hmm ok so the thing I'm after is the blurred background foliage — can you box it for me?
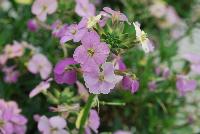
[0,0,200,133]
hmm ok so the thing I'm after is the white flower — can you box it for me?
[133,22,154,53]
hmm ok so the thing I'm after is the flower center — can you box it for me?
[42,5,47,11]
[70,29,77,35]
[87,48,95,57]
[99,73,104,81]
[0,120,4,128]
[51,127,58,133]
[140,32,147,43]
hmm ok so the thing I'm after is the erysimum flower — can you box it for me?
[176,75,197,96]
[73,31,110,72]
[27,53,52,80]
[4,41,24,59]
[85,109,100,134]
[51,20,68,38]
[38,116,68,134]
[183,53,200,74]
[0,99,27,134]
[75,0,96,18]
[2,66,20,84]
[122,76,139,94]
[83,62,122,94]
[60,18,87,44]
[100,7,129,23]
[29,78,52,98]
[133,22,154,53]
[31,0,57,22]
[54,58,77,85]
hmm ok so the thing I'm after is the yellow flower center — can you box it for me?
[42,5,47,11]
[0,120,4,128]
[87,48,95,57]
[70,29,77,35]
[99,73,104,81]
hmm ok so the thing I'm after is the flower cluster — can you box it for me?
[0,99,27,134]
[0,0,199,133]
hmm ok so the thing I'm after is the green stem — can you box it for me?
[79,94,95,134]
[99,101,126,106]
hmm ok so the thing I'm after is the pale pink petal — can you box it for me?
[81,31,100,48]
[103,7,114,14]
[74,28,87,42]
[93,43,110,64]
[46,0,58,14]
[27,60,38,74]
[31,0,43,15]
[49,116,66,129]
[29,81,50,98]
[37,11,47,22]
[73,45,88,64]
[60,35,73,44]
[38,116,51,133]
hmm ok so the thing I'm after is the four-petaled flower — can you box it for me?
[73,31,110,72]
[83,62,122,94]
[32,0,58,22]
[60,18,88,44]
[75,0,96,18]
[27,53,52,80]
[38,116,68,134]
[54,58,77,85]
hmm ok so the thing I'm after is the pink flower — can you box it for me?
[113,56,126,71]
[148,81,157,91]
[176,75,197,96]
[75,0,96,18]
[0,54,8,66]
[27,53,52,80]
[2,66,20,84]
[38,116,68,134]
[100,7,129,23]
[51,20,68,38]
[122,76,139,94]
[27,19,39,32]
[54,58,77,85]
[0,99,27,134]
[85,109,100,134]
[73,31,110,72]
[29,79,51,98]
[76,81,89,102]
[60,18,88,44]
[4,42,24,59]
[83,62,122,94]
[31,0,58,22]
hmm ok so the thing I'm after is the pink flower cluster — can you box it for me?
[0,41,25,83]
[0,99,27,134]
[48,3,145,95]
[38,115,68,134]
